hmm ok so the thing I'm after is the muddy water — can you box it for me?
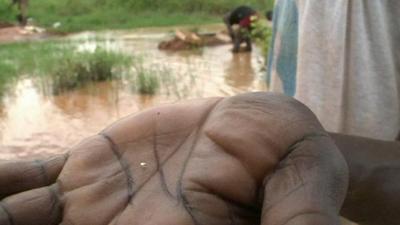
[0,27,267,159]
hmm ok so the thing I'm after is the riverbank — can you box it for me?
[0,29,267,159]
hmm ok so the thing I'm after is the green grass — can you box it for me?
[0,71,13,98]
[0,41,61,76]
[130,58,163,95]
[0,40,181,96]
[0,0,276,96]
[135,69,160,95]
[50,12,219,33]
[250,17,273,55]
[0,0,274,32]
[0,41,58,96]
[49,47,132,94]
[129,56,202,97]
[0,41,133,94]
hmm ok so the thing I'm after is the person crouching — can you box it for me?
[223,5,258,53]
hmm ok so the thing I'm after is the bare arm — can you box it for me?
[223,12,235,40]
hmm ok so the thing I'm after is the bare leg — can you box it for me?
[232,33,241,53]
[18,0,28,26]
[244,36,252,52]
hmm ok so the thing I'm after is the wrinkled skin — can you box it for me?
[0,92,350,225]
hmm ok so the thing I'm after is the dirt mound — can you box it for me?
[0,21,14,29]
[158,30,230,51]
[0,25,50,44]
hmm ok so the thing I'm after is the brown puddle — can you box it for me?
[0,26,267,159]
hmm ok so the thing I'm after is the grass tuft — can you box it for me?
[135,70,160,95]
[130,59,161,95]
[50,47,132,94]
[0,41,133,94]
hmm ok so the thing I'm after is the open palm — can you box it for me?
[0,92,348,225]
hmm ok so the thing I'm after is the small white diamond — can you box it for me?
[140,162,147,167]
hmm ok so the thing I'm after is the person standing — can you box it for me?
[10,0,29,26]
[267,0,400,141]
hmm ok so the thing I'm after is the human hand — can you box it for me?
[0,92,348,225]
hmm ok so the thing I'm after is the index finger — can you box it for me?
[0,154,67,199]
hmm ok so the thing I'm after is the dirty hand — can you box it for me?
[0,92,348,225]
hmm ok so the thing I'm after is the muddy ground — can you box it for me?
[0,24,52,43]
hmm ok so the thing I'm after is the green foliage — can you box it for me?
[135,69,160,95]
[129,60,197,97]
[0,41,62,96]
[0,41,68,76]
[0,57,18,95]
[0,40,187,97]
[117,0,272,14]
[0,41,132,94]
[0,0,274,32]
[250,17,273,56]
[0,0,276,95]
[0,0,17,22]
[0,69,14,98]
[131,59,161,95]
[50,48,132,94]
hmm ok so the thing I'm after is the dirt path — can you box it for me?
[0,25,50,44]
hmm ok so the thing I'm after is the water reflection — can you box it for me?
[52,82,121,117]
[224,52,255,90]
[0,27,267,159]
